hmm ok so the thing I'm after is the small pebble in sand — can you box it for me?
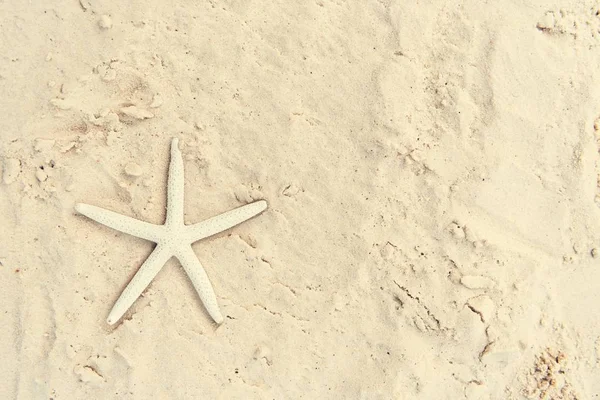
[536,12,556,30]
[234,188,251,203]
[45,53,53,62]
[379,241,396,260]
[60,142,77,153]
[240,233,258,248]
[124,162,143,177]
[591,248,598,258]
[120,105,154,120]
[36,168,48,182]
[472,240,486,248]
[449,222,466,239]
[98,15,113,30]
[50,98,72,110]
[2,158,21,184]
[73,364,104,384]
[282,183,301,197]
[149,94,163,108]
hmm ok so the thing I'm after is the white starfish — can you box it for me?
[76,138,267,325]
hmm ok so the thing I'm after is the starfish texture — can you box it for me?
[76,138,267,325]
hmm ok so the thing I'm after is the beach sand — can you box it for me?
[1,0,600,398]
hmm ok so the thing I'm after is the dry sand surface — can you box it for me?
[1,0,600,399]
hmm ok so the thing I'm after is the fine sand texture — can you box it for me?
[1,1,600,399]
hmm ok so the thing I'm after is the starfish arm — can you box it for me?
[75,203,164,242]
[175,245,224,324]
[106,245,172,325]
[166,138,185,226]
[185,200,268,243]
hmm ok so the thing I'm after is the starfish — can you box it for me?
[76,138,267,325]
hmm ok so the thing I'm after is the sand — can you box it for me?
[1,0,600,399]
